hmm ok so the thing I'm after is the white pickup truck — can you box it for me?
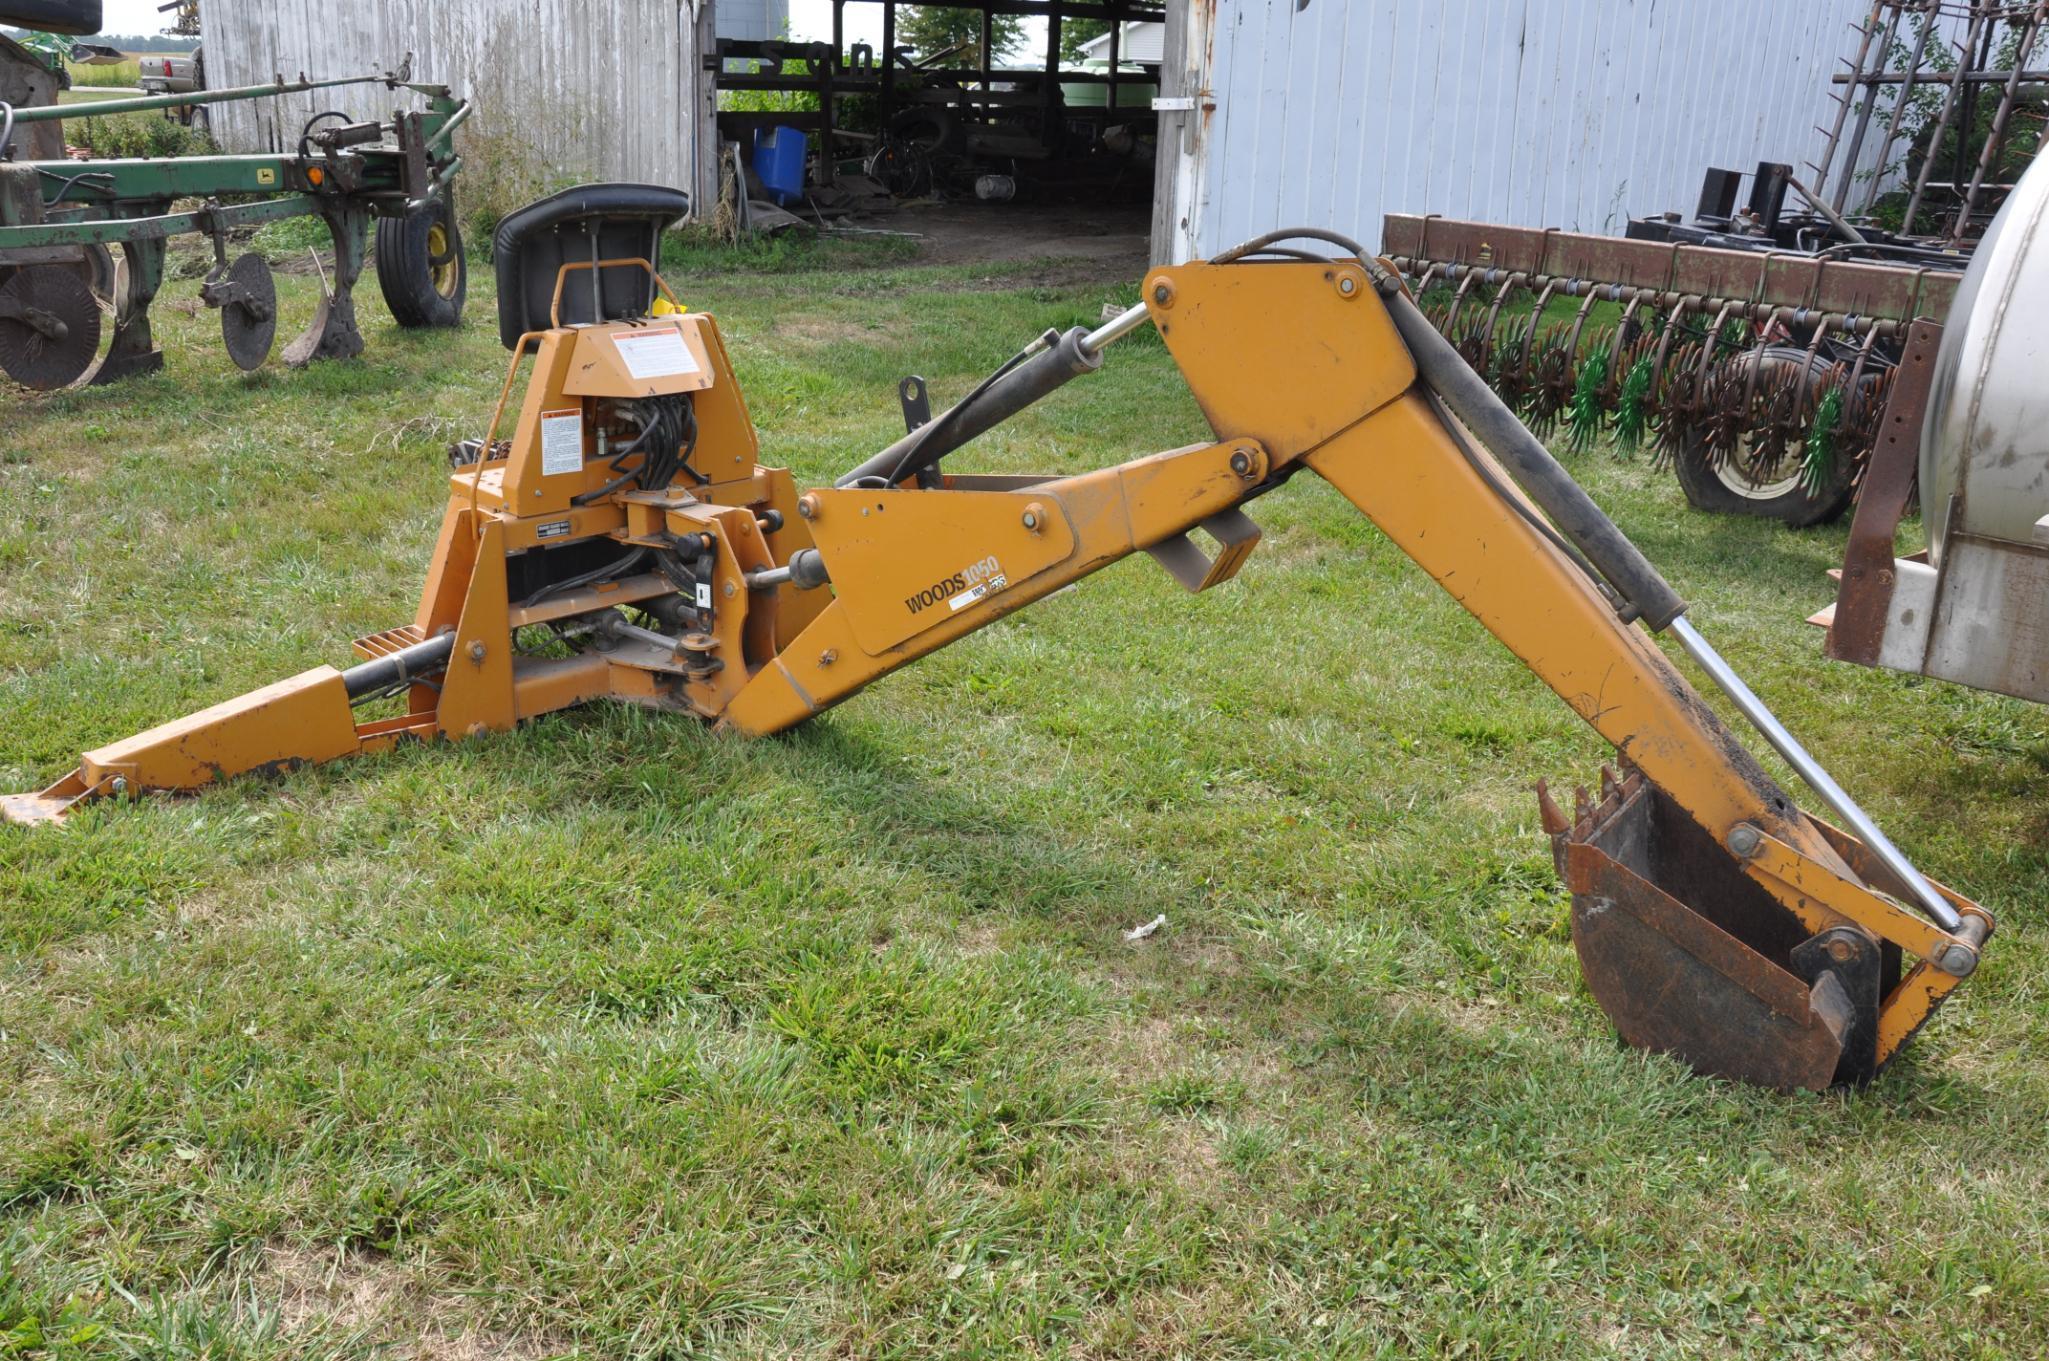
[134,45,200,97]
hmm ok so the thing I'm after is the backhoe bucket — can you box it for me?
[1540,769,1890,1091]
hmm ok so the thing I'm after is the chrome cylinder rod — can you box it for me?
[1669,615,1962,932]
[1081,302,1153,356]
[1020,301,1152,363]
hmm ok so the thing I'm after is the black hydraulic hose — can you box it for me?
[571,398,700,507]
[572,415,659,506]
[297,109,352,159]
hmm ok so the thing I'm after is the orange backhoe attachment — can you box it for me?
[3,190,1992,1091]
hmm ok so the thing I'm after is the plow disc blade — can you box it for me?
[1542,771,1884,1091]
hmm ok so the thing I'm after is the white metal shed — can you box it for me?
[717,0,793,42]
[1149,0,1890,263]
[1077,20,1167,66]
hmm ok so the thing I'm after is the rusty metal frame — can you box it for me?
[1825,318,1944,665]
[1383,213,1961,327]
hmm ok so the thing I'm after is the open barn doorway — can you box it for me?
[709,1,1171,276]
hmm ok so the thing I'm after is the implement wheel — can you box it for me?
[375,197,466,329]
[0,265,102,390]
[1671,346,1858,528]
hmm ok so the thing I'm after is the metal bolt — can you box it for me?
[1022,501,1046,532]
[1229,450,1253,477]
[724,581,737,598]
[1152,282,1171,305]
[1936,943,1979,978]
[1338,274,1358,296]
[819,649,838,667]
[797,493,821,520]
[1727,823,1763,857]
[110,776,128,796]
[467,640,487,663]
[1827,937,1855,963]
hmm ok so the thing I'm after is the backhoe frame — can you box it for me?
[2,244,1992,1091]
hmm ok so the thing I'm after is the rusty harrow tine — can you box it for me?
[1443,269,1484,336]
[1695,301,1739,413]
[1519,277,1560,376]
[1607,294,1647,395]
[1563,285,1598,363]
[1481,272,1526,354]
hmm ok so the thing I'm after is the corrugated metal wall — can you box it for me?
[199,0,713,199]
[1174,0,1887,260]
[716,0,791,41]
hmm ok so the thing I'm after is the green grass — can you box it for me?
[1,241,2046,1359]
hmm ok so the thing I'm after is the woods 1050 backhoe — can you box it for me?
[2,185,1994,1092]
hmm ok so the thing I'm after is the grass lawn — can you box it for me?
[1,238,2045,1359]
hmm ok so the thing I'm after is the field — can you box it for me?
[1,238,2045,1359]
[62,60,143,89]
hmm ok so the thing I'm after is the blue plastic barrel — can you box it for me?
[752,126,809,207]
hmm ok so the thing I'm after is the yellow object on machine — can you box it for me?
[2,186,1994,1092]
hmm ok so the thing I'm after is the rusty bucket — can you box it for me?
[1540,768,1894,1091]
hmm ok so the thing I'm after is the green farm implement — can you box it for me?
[0,59,470,390]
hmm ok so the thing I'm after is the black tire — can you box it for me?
[375,197,466,329]
[1671,346,1860,528]
[886,105,962,156]
[5,1,101,35]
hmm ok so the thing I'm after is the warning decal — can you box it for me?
[539,409,585,477]
[615,329,700,381]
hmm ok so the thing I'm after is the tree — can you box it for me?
[1059,19,1112,64]
[896,7,1025,64]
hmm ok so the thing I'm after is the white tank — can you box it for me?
[1921,149,2049,559]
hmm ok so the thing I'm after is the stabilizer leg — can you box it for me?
[2,668,362,825]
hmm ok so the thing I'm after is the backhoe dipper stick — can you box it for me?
[1380,273,1962,936]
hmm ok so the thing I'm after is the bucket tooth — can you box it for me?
[1544,769,1876,1091]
